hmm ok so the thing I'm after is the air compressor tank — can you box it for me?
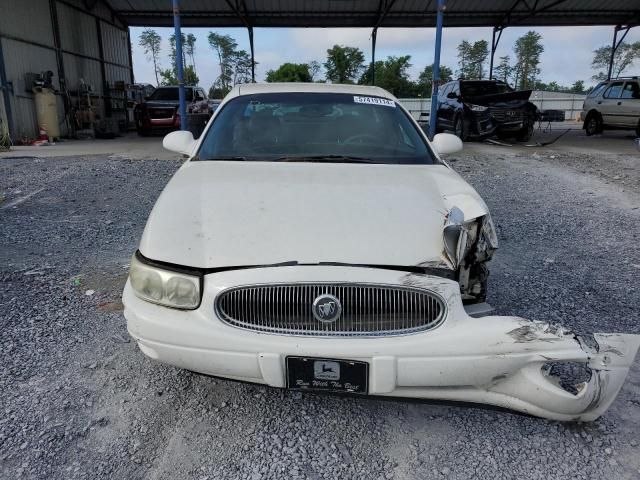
[33,87,60,139]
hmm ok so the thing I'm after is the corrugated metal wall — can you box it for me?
[0,0,133,140]
[0,0,55,47]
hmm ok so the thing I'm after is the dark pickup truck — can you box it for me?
[134,86,212,136]
[436,80,538,141]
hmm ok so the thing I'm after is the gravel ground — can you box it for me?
[1,146,639,480]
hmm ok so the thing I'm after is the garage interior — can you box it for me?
[0,0,638,143]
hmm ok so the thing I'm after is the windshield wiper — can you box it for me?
[201,156,250,161]
[276,155,375,163]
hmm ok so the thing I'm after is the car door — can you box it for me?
[600,81,624,126]
[619,81,640,128]
[436,83,452,128]
[449,82,462,123]
[440,83,457,128]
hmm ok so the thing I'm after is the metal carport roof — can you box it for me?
[108,0,639,29]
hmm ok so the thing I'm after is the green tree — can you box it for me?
[493,55,512,83]
[324,45,366,84]
[308,60,322,82]
[570,80,586,94]
[265,63,313,82]
[457,40,471,79]
[513,31,544,90]
[207,32,254,95]
[470,40,489,79]
[208,32,238,93]
[358,56,417,96]
[159,65,199,86]
[138,29,162,86]
[185,33,197,75]
[457,40,488,79]
[159,33,199,86]
[591,42,640,80]
[416,64,453,96]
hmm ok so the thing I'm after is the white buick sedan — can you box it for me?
[123,83,639,421]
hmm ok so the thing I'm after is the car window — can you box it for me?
[197,92,438,164]
[148,88,194,102]
[603,82,624,99]
[460,81,512,96]
[451,82,461,96]
[587,82,607,98]
[441,84,452,97]
[621,82,640,99]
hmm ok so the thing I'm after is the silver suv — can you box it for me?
[581,77,640,136]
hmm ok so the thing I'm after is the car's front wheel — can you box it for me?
[585,112,603,136]
[515,121,534,142]
[453,114,470,142]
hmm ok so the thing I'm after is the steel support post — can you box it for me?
[428,0,445,140]
[172,0,187,130]
[248,27,255,82]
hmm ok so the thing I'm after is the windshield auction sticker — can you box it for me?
[353,96,396,107]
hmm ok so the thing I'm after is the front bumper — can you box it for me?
[123,266,640,421]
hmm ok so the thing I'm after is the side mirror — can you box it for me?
[432,133,463,155]
[446,92,458,99]
[163,130,197,156]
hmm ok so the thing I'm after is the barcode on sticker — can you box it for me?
[353,96,396,107]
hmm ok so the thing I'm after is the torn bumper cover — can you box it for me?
[123,266,640,422]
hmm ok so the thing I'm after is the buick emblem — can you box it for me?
[312,294,342,323]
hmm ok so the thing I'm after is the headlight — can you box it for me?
[443,207,478,268]
[129,253,202,309]
[443,208,498,268]
[467,103,488,112]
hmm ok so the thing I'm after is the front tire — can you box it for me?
[515,121,534,142]
[585,112,602,136]
[453,114,470,142]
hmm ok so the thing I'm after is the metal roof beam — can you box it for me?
[373,0,399,29]
[223,0,251,28]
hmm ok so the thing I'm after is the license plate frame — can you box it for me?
[286,356,369,394]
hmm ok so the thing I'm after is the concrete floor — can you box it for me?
[0,133,176,160]
[1,122,638,160]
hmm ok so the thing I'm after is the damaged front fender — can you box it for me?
[390,315,640,421]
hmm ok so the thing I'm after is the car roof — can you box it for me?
[229,82,396,100]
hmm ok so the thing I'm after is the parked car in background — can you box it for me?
[122,83,640,421]
[581,76,640,136]
[436,80,538,142]
[134,86,211,136]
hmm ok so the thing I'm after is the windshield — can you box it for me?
[461,82,513,97]
[148,88,193,102]
[197,92,437,164]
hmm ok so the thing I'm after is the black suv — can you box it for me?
[436,80,538,141]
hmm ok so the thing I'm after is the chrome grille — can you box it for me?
[215,283,446,337]
[490,108,523,122]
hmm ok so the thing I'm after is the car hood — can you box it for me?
[138,161,489,269]
[466,90,533,108]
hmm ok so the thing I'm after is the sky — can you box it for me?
[129,25,640,92]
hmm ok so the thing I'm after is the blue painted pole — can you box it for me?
[428,0,445,140]
[172,0,186,130]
